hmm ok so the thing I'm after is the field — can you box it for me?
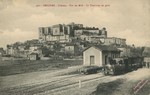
[0,59,82,76]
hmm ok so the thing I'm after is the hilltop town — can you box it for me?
[0,22,148,61]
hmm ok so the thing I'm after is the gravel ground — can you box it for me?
[92,68,150,95]
[0,66,149,95]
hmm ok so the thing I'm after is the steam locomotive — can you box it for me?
[103,57,143,75]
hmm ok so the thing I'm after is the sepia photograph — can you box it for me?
[0,0,150,95]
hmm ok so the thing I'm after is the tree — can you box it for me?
[41,46,50,57]
[120,46,144,57]
[53,43,61,52]
[143,47,150,57]
[129,46,144,57]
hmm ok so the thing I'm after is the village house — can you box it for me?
[74,27,107,37]
[74,28,99,36]
[64,44,78,55]
[6,45,15,56]
[29,53,39,60]
[143,47,150,68]
[83,45,121,67]
[103,37,126,46]
[75,27,107,43]
[90,36,105,44]
[15,50,30,58]
[0,48,5,56]
[143,57,150,68]
[29,45,39,52]
[80,35,92,42]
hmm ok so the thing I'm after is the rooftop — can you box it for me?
[84,45,121,52]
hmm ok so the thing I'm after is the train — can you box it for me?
[103,57,143,75]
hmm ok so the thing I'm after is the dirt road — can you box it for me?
[0,67,150,95]
[92,68,150,95]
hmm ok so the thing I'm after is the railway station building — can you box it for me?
[83,45,121,67]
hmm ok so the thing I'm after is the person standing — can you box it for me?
[147,62,150,68]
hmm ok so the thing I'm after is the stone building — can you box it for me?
[38,22,83,42]
[83,45,121,67]
[64,43,78,55]
[0,48,5,56]
[29,53,39,60]
[143,47,150,68]
[103,37,126,46]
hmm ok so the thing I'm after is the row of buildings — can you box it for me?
[5,40,81,60]
[2,22,127,60]
[39,22,126,46]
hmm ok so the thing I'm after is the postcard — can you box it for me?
[0,0,150,95]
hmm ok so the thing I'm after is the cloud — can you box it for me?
[0,28,38,48]
[0,29,3,34]
[0,0,48,31]
[114,29,150,47]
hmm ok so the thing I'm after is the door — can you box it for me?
[105,55,108,65]
[90,56,95,65]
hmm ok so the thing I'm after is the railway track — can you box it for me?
[1,73,110,95]
[20,74,82,92]
[0,74,81,93]
[34,75,110,95]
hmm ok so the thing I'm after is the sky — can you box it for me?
[0,0,150,48]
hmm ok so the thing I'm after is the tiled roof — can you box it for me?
[84,45,121,52]
[30,53,38,55]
